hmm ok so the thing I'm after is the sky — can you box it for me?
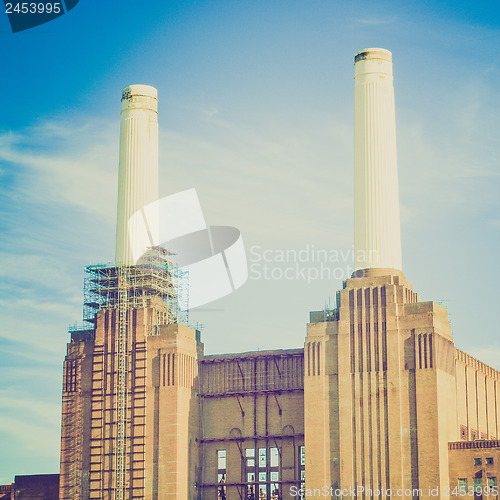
[1,0,500,483]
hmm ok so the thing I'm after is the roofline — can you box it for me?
[201,348,304,363]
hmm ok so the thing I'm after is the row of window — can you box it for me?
[216,446,305,500]
[217,446,305,471]
[459,425,497,442]
[245,448,280,468]
[474,457,494,465]
[458,477,497,493]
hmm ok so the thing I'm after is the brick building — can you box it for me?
[0,474,59,500]
[59,49,500,499]
[448,441,499,498]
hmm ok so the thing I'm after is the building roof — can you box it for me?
[201,348,304,363]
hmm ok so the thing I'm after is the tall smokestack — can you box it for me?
[353,48,402,273]
[115,84,159,266]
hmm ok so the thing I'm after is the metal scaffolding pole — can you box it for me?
[114,265,129,500]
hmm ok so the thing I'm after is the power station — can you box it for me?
[57,49,500,500]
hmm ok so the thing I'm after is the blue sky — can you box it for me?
[1,0,500,483]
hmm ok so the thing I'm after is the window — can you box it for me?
[270,447,279,467]
[258,448,267,468]
[473,478,482,494]
[217,450,227,500]
[299,446,306,495]
[488,477,497,488]
[460,425,468,440]
[486,457,494,465]
[217,449,227,470]
[269,447,280,499]
[218,473,227,500]
[270,472,280,500]
[246,448,255,467]
[247,473,257,499]
[474,458,482,466]
[458,479,468,493]
[246,449,256,499]
[247,447,281,499]
[259,484,267,499]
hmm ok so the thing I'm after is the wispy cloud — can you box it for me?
[0,121,118,221]
[355,17,397,26]
[0,392,60,426]
[0,415,60,454]
[397,79,500,220]
[160,107,354,248]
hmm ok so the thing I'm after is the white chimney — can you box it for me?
[115,84,159,266]
[354,48,402,272]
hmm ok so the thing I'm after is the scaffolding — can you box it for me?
[114,265,128,500]
[82,246,189,333]
[74,246,189,500]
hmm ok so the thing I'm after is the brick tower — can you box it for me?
[59,86,202,500]
[303,49,458,499]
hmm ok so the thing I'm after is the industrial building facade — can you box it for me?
[58,49,500,499]
[60,308,306,499]
[59,269,500,499]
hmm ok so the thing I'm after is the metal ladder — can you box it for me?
[114,266,129,500]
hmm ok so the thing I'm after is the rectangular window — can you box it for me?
[473,478,482,494]
[270,471,279,482]
[258,472,267,482]
[460,425,468,440]
[474,458,482,466]
[270,480,280,499]
[258,448,267,468]
[217,473,226,500]
[300,469,306,500]
[259,484,267,498]
[486,457,494,465]
[488,477,497,488]
[217,449,227,470]
[270,447,279,467]
[299,445,305,499]
[247,464,257,500]
[247,483,257,499]
[458,479,468,493]
[246,448,255,467]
